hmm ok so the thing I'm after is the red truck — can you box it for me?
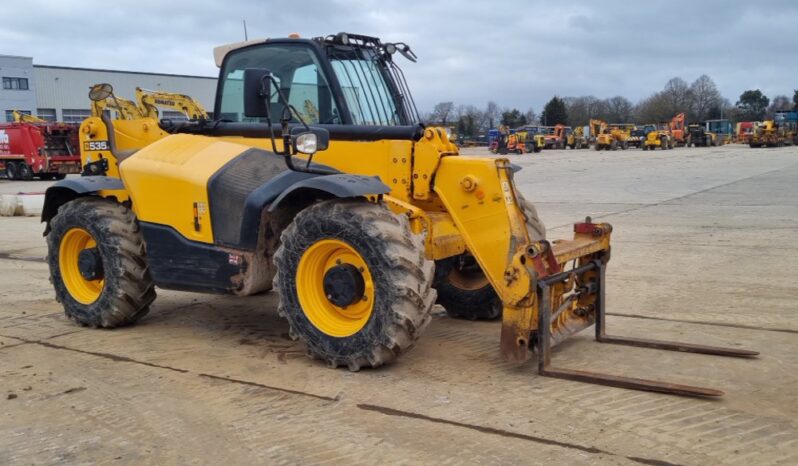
[0,122,82,180]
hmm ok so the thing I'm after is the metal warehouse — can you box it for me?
[0,54,216,122]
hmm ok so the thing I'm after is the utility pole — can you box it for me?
[243,20,248,40]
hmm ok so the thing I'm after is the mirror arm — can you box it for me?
[261,75,332,176]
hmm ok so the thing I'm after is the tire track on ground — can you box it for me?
[0,333,686,466]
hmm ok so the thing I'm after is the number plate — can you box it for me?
[83,140,110,151]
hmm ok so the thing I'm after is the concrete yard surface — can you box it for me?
[1,144,797,465]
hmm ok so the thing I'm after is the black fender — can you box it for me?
[41,176,125,225]
[268,174,390,211]
[234,173,389,250]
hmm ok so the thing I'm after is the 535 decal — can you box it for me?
[83,140,110,151]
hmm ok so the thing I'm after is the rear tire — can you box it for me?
[19,163,33,181]
[5,162,19,180]
[434,194,545,320]
[47,197,155,328]
[274,199,435,370]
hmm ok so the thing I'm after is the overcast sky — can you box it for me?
[2,0,796,112]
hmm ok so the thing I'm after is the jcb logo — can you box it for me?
[83,140,110,151]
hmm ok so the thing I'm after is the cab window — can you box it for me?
[218,44,341,124]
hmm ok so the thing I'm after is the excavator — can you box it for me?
[135,87,209,121]
[41,32,755,398]
[669,112,686,146]
[88,83,146,120]
[11,110,48,123]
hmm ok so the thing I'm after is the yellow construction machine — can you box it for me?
[11,110,48,123]
[566,126,588,149]
[749,120,790,148]
[41,32,755,397]
[642,123,674,150]
[88,83,146,120]
[590,119,628,150]
[135,87,209,121]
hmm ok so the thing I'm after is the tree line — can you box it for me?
[424,76,798,138]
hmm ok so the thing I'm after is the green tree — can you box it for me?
[456,113,477,137]
[500,108,527,128]
[736,90,769,121]
[541,96,568,125]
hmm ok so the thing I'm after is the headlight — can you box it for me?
[295,133,318,154]
[385,43,397,54]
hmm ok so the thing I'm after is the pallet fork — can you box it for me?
[502,219,758,397]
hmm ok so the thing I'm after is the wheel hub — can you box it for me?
[322,263,365,308]
[77,247,104,281]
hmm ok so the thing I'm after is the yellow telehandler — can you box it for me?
[590,119,628,150]
[41,32,755,396]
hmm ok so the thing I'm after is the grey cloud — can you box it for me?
[1,0,796,113]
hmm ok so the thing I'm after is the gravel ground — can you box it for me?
[1,144,797,465]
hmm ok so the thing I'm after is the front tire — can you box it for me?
[274,199,435,370]
[434,194,545,320]
[47,197,155,328]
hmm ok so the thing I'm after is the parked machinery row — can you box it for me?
[486,113,745,154]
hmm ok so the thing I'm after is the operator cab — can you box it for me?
[214,33,420,127]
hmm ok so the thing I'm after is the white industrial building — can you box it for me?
[1,54,217,123]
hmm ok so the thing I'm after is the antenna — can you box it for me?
[243,20,248,40]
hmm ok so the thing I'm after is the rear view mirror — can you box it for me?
[243,68,272,118]
[89,83,113,101]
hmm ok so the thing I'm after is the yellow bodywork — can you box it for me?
[120,134,248,243]
[644,129,672,148]
[79,108,611,363]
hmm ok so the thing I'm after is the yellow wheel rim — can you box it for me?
[59,228,104,305]
[296,239,374,337]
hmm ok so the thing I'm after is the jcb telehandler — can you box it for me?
[566,126,588,149]
[42,33,755,396]
[642,123,674,150]
[590,119,628,150]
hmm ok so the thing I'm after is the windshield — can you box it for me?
[327,46,404,126]
[218,44,341,124]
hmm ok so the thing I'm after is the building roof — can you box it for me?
[0,54,34,60]
[33,64,216,80]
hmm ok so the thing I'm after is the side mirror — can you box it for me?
[243,68,272,118]
[290,126,330,155]
[89,83,114,101]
